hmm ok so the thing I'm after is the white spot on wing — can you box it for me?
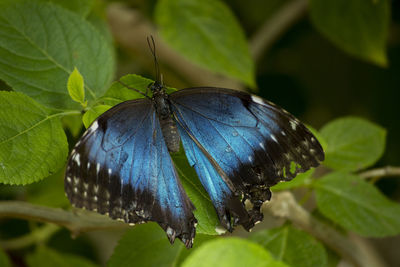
[215,226,227,235]
[248,155,254,162]
[91,120,99,131]
[87,162,91,169]
[66,176,72,183]
[74,153,81,166]
[96,163,100,174]
[270,134,278,143]
[281,130,286,136]
[259,142,265,150]
[251,95,265,105]
[311,137,316,143]
[108,168,112,176]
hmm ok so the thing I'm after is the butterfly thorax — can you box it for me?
[151,82,181,153]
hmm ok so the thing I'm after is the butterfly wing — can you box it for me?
[170,87,324,230]
[65,99,196,247]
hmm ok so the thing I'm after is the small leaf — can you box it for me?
[101,74,177,106]
[182,237,288,267]
[0,1,115,109]
[82,105,111,128]
[108,223,184,267]
[172,150,220,235]
[0,92,68,185]
[155,0,255,86]
[250,225,328,267]
[67,67,85,105]
[310,0,390,66]
[26,246,98,267]
[0,249,11,267]
[272,169,314,191]
[314,172,400,237]
[320,117,386,171]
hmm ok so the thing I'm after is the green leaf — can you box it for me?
[172,150,220,235]
[26,246,98,267]
[101,74,177,106]
[250,225,328,267]
[271,169,314,191]
[0,1,115,109]
[314,172,400,237]
[320,117,386,171]
[174,234,216,266]
[0,249,11,267]
[45,0,94,17]
[310,0,390,66]
[67,67,86,105]
[108,223,184,267]
[182,237,288,267]
[26,168,69,208]
[0,92,68,185]
[155,0,255,86]
[82,105,111,128]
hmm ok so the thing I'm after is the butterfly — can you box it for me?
[64,37,324,248]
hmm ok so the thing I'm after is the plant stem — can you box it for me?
[0,224,59,250]
[0,201,127,236]
[250,0,308,62]
[359,166,400,179]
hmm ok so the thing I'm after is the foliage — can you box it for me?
[0,0,397,266]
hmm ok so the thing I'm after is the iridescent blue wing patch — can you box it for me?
[65,99,196,247]
[170,87,324,229]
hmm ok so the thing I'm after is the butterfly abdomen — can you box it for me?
[159,116,181,153]
[153,89,181,153]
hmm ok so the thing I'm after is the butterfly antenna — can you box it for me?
[147,35,162,85]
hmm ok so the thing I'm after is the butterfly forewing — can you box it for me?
[65,99,196,247]
[170,87,324,229]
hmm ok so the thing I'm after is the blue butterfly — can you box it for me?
[65,38,324,248]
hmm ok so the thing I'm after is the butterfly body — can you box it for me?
[65,83,324,248]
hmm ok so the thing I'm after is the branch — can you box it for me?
[0,201,127,236]
[359,166,400,179]
[250,0,308,62]
[264,192,386,267]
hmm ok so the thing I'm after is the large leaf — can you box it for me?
[250,225,328,267]
[310,0,390,66]
[108,224,183,267]
[314,172,400,237]
[271,169,314,191]
[0,1,115,109]
[155,0,255,86]
[320,117,386,171]
[182,237,288,267]
[108,224,214,267]
[26,246,98,267]
[25,168,69,208]
[0,92,68,185]
[172,150,220,235]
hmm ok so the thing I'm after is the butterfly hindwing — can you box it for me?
[65,99,196,247]
[170,87,324,230]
